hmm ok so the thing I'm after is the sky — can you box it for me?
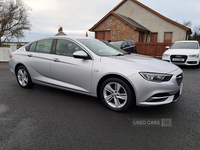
[22,0,200,42]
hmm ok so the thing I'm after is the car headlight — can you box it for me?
[188,54,199,58]
[162,54,170,57]
[139,72,172,82]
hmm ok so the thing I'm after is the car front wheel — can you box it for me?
[16,66,34,88]
[100,78,134,111]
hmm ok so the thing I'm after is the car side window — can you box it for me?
[56,39,83,56]
[29,42,37,52]
[35,39,53,54]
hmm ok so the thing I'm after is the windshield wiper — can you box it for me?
[115,53,124,56]
[112,52,131,57]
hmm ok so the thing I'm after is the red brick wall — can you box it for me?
[93,15,140,42]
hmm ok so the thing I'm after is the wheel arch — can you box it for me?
[15,63,34,88]
[97,74,136,101]
[15,63,33,82]
[15,63,26,75]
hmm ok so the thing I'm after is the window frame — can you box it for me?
[54,38,93,59]
[25,38,54,54]
[34,39,54,54]
[164,32,173,43]
[29,42,37,52]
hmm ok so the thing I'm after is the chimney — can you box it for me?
[58,27,63,32]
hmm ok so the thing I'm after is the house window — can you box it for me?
[150,33,158,43]
[95,31,111,41]
[164,32,172,43]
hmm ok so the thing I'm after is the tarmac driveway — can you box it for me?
[0,62,200,150]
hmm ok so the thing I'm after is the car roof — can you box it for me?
[110,41,124,43]
[29,36,94,43]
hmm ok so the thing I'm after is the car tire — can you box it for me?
[100,78,134,112]
[16,66,34,88]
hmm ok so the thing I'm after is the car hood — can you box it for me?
[101,54,179,73]
[164,49,199,55]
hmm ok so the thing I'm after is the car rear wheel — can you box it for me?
[16,66,34,88]
[100,78,134,111]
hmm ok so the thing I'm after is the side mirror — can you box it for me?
[73,51,90,59]
[166,46,170,49]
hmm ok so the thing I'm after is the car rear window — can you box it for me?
[171,42,198,49]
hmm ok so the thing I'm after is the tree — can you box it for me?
[189,25,200,41]
[0,0,31,46]
[182,20,192,28]
[181,21,200,41]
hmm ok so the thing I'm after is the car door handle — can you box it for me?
[53,58,60,62]
[27,54,32,57]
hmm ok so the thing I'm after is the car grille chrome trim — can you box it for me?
[170,55,187,63]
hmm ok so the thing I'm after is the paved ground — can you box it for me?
[0,62,200,150]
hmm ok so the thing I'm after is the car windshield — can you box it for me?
[109,41,123,49]
[171,42,198,49]
[78,39,126,56]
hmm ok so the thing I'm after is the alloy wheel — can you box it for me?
[17,68,29,87]
[103,82,128,108]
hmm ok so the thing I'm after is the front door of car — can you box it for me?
[51,39,93,93]
[25,39,53,80]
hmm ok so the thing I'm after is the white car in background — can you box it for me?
[162,41,200,68]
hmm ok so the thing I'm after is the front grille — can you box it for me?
[170,55,187,63]
[176,73,183,86]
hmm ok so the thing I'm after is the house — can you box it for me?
[55,27,67,36]
[89,0,191,43]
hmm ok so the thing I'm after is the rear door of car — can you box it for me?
[50,39,93,93]
[25,39,53,81]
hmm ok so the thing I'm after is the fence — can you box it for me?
[135,42,172,57]
[0,44,17,62]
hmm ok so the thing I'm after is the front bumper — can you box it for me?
[138,83,182,106]
[129,68,183,106]
[162,55,199,66]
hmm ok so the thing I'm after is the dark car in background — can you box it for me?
[109,40,137,53]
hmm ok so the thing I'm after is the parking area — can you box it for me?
[0,62,200,149]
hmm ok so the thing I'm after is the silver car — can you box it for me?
[9,36,183,111]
